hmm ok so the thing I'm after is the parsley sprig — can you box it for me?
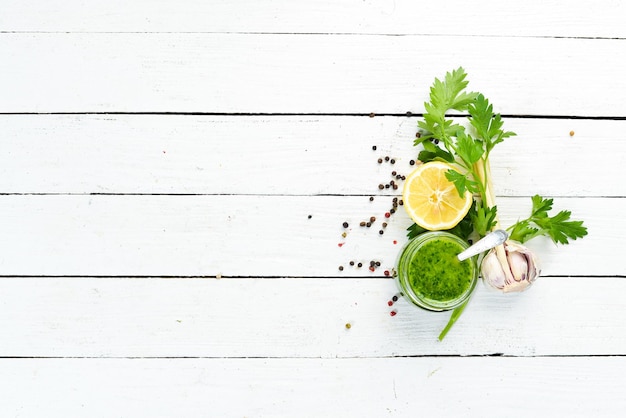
[508,195,588,244]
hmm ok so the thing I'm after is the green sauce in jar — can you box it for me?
[396,232,477,311]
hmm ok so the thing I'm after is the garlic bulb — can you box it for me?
[481,240,540,292]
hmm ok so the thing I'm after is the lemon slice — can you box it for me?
[402,161,472,230]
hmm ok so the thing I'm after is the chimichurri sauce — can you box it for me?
[408,238,473,302]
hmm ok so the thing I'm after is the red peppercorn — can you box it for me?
[384,270,390,276]
[387,300,393,306]
[390,310,397,317]
[385,212,391,218]
[369,266,375,272]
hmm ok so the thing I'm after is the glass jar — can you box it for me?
[396,231,478,311]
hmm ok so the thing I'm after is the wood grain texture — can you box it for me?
[1,277,625,358]
[1,34,624,115]
[0,195,609,277]
[1,115,622,197]
[1,2,623,416]
[1,357,625,417]
[2,0,625,38]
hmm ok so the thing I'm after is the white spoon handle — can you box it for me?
[457,229,508,261]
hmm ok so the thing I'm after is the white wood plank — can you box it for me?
[1,34,624,115]
[0,277,624,357]
[0,195,611,277]
[2,0,624,38]
[1,357,625,418]
[1,115,622,197]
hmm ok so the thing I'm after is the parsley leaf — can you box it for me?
[455,130,484,165]
[417,67,478,147]
[468,94,516,155]
[508,195,588,244]
[445,169,479,198]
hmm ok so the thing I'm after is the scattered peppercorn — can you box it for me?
[369,112,375,118]
[369,196,374,202]
[382,222,387,228]
[385,212,391,218]
[345,323,352,329]
[377,158,383,164]
[392,295,398,302]
[569,130,575,137]
[369,266,375,272]
[366,222,371,227]
[384,156,390,162]
[416,132,421,138]
[390,159,395,164]
[341,232,347,238]
[360,221,366,227]
[378,184,384,190]
[375,261,381,267]
[370,260,375,267]
[343,222,349,228]
[372,145,377,150]
[385,184,390,189]
[409,160,415,166]
[390,310,397,317]
[392,184,398,190]
[350,261,355,266]
[379,230,384,235]
[399,199,404,206]
[339,266,344,271]
[387,300,393,306]
[384,270,390,277]
[370,216,376,222]
[390,208,396,214]
[308,215,312,219]
[391,171,397,176]
[357,262,363,268]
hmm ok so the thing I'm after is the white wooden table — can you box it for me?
[1,1,625,416]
